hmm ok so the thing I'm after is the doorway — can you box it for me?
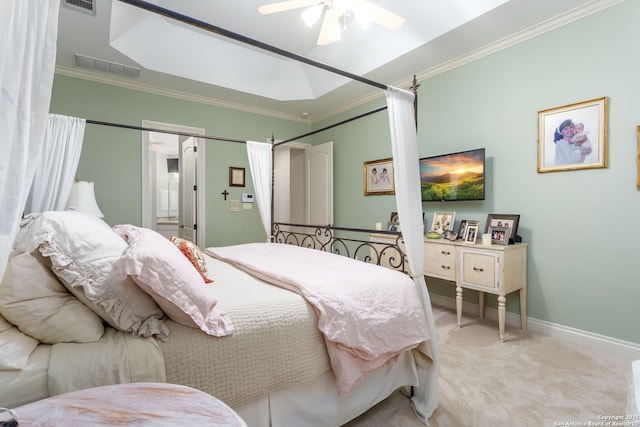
[141,120,206,245]
[274,141,333,226]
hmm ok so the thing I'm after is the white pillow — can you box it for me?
[0,251,104,343]
[0,314,39,370]
[113,224,233,337]
[13,211,169,341]
[0,314,12,333]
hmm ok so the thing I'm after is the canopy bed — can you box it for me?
[0,1,439,426]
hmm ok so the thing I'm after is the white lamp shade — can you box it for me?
[65,181,104,218]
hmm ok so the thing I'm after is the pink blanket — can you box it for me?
[206,243,429,395]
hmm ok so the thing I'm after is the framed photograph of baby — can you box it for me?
[364,158,394,196]
[537,97,608,173]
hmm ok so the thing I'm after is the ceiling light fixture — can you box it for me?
[259,0,404,46]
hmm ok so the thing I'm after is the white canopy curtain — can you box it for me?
[246,140,273,241]
[23,114,86,215]
[386,86,439,421]
[0,0,60,280]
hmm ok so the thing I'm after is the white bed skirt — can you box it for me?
[234,350,424,427]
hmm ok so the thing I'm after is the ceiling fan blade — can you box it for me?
[316,8,341,46]
[258,0,322,14]
[354,0,405,30]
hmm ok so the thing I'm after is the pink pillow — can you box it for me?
[113,225,233,337]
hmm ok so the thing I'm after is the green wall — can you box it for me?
[49,76,310,246]
[49,0,640,343]
[310,0,640,343]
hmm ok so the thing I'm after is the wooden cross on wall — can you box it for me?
[221,190,229,200]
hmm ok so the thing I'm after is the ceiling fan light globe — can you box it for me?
[332,0,352,15]
[301,4,324,27]
[354,8,372,29]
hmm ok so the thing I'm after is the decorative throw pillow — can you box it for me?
[113,224,233,337]
[0,251,104,343]
[0,313,39,370]
[171,239,213,284]
[12,211,169,341]
[170,236,208,273]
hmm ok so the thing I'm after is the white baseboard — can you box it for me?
[429,294,640,361]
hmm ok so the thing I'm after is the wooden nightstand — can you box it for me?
[455,243,527,342]
[370,234,527,341]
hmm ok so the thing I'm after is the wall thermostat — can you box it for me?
[241,193,254,203]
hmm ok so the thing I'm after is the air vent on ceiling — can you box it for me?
[63,0,96,16]
[75,54,141,79]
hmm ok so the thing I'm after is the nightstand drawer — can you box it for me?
[424,242,456,280]
[459,249,499,290]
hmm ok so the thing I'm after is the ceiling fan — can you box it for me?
[258,0,405,46]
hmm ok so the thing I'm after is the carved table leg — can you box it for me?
[519,288,527,331]
[498,295,506,342]
[456,286,463,328]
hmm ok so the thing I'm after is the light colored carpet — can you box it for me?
[344,306,636,427]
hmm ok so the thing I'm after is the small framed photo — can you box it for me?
[364,158,394,196]
[537,97,607,173]
[388,222,400,232]
[430,211,456,234]
[464,224,479,244]
[443,230,458,241]
[389,211,399,223]
[484,214,520,243]
[229,167,246,187]
[489,226,511,246]
[457,219,478,241]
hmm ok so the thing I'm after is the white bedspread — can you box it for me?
[206,243,429,395]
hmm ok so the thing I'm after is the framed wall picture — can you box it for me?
[364,158,394,195]
[229,167,245,187]
[484,214,519,243]
[430,211,456,234]
[537,97,608,173]
[489,226,511,246]
[464,224,478,244]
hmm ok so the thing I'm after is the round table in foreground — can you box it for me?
[13,382,247,426]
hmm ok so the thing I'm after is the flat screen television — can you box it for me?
[420,148,485,202]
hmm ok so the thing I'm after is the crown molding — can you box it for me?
[55,0,624,125]
[54,65,311,124]
[313,0,625,123]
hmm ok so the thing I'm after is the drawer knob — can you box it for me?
[441,251,451,255]
[441,265,450,270]
[473,267,484,272]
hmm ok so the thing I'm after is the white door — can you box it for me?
[305,141,333,226]
[180,137,197,243]
[141,121,206,245]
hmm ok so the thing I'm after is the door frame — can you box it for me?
[141,120,206,245]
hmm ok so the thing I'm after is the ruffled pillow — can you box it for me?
[113,225,233,337]
[13,211,169,341]
[0,251,104,343]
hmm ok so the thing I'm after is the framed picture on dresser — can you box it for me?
[464,224,479,244]
[485,214,520,244]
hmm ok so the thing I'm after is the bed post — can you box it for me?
[410,75,420,131]
[270,134,275,242]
